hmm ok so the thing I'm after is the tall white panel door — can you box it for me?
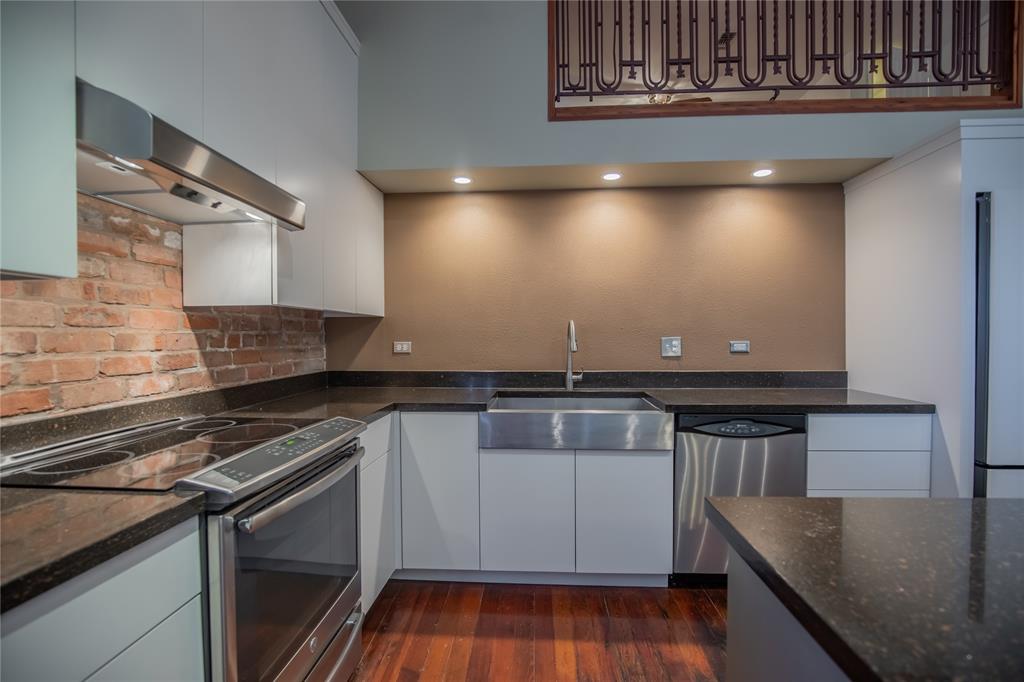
[575,450,673,574]
[202,1,278,182]
[400,414,480,570]
[480,449,575,573]
[1,0,78,279]
[360,449,398,612]
[353,173,385,316]
[76,1,204,140]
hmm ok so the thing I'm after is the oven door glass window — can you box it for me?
[232,460,358,681]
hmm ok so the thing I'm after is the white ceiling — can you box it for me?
[360,158,887,194]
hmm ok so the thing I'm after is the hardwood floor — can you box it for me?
[353,581,727,681]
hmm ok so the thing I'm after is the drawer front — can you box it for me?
[359,413,393,469]
[808,451,930,490]
[807,414,932,451]
[87,595,203,681]
[0,520,200,682]
[808,489,930,498]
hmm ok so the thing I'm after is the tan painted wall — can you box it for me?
[327,186,845,371]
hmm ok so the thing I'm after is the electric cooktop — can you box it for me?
[0,417,325,493]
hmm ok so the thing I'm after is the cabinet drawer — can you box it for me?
[1,520,200,682]
[359,413,393,469]
[87,595,203,681]
[808,451,930,491]
[808,489,930,498]
[807,414,932,451]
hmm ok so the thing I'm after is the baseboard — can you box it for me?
[392,569,668,588]
[669,572,728,588]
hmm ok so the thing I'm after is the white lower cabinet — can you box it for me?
[807,414,933,497]
[360,447,399,612]
[575,450,674,574]
[480,449,575,573]
[86,596,203,682]
[0,520,202,682]
[400,413,480,570]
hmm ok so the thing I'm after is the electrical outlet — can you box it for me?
[729,340,751,353]
[393,341,412,354]
[661,336,682,358]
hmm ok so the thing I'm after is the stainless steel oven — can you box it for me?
[207,439,364,682]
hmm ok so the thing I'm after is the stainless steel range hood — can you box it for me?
[76,79,305,231]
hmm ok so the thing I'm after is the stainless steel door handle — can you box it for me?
[237,447,363,534]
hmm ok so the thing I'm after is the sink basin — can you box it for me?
[487,395,660,412]
[479,393,673,450]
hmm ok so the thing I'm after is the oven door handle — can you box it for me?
[236,447,363,534]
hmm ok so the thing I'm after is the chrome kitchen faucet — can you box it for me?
[565,320,583,389]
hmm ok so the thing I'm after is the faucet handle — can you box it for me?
[572,370,584,382]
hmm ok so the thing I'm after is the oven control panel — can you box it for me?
[183,417,365,493]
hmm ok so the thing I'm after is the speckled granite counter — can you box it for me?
[0,382,933,612]
[228,386,935,422]
[1,488,202,612]
[707,497,1024,681]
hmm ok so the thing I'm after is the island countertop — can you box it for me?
[706,497,1024,682]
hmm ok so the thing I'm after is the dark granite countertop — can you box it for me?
[228,385,935,422]
[0,382,932,612]
[706,497,1024,682]
[1,488,203,612]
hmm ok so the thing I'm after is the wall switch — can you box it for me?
[729,340,751,354]
[393,341,412,354]
[661,336,682,357]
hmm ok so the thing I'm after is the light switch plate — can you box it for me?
[661,336,682,357]
[393,341,412,354]
[729,340,751,353]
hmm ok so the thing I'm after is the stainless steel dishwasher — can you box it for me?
[673,414,806,578]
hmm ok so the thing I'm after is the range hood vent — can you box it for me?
[76,79,305,231]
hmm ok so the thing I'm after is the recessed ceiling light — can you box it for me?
[452,176,472,185]
[752,168,774,178]
[602,172,622,181]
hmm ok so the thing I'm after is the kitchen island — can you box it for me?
[706,497,1024,681]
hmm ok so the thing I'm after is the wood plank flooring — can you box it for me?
[353,581,727,681]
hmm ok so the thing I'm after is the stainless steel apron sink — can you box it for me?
[479,393,673,450]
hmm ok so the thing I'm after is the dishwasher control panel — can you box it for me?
[694,419,792,438]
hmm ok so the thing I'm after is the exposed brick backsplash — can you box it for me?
[0,195,325,422]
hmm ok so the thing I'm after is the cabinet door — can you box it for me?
[480,449,575,573]
[354,175,385,316]
[1,0,78,279]
[360,449,397,612]
[575,450,673,574]
[0,520,200,682]
[202,1,277,181]
[76,1,204,140]
[86,595,203,682]
[400,413,480,570]
[317,6,360,314]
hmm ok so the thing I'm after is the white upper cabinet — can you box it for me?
[178,1,382,313]
[75,1,204,140]
[353,174,385,316]
[202,1,278,181]
[1,0,78,279]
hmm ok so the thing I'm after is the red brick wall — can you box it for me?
[0,195,325,422]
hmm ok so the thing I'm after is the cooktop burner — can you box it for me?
[1,417,321,492]
[198,423,298,444]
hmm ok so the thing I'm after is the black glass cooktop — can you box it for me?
[1,417,322,492]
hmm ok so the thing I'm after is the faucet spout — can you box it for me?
[566,320,582,389]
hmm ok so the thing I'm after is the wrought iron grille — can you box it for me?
[550,0,1021,117]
